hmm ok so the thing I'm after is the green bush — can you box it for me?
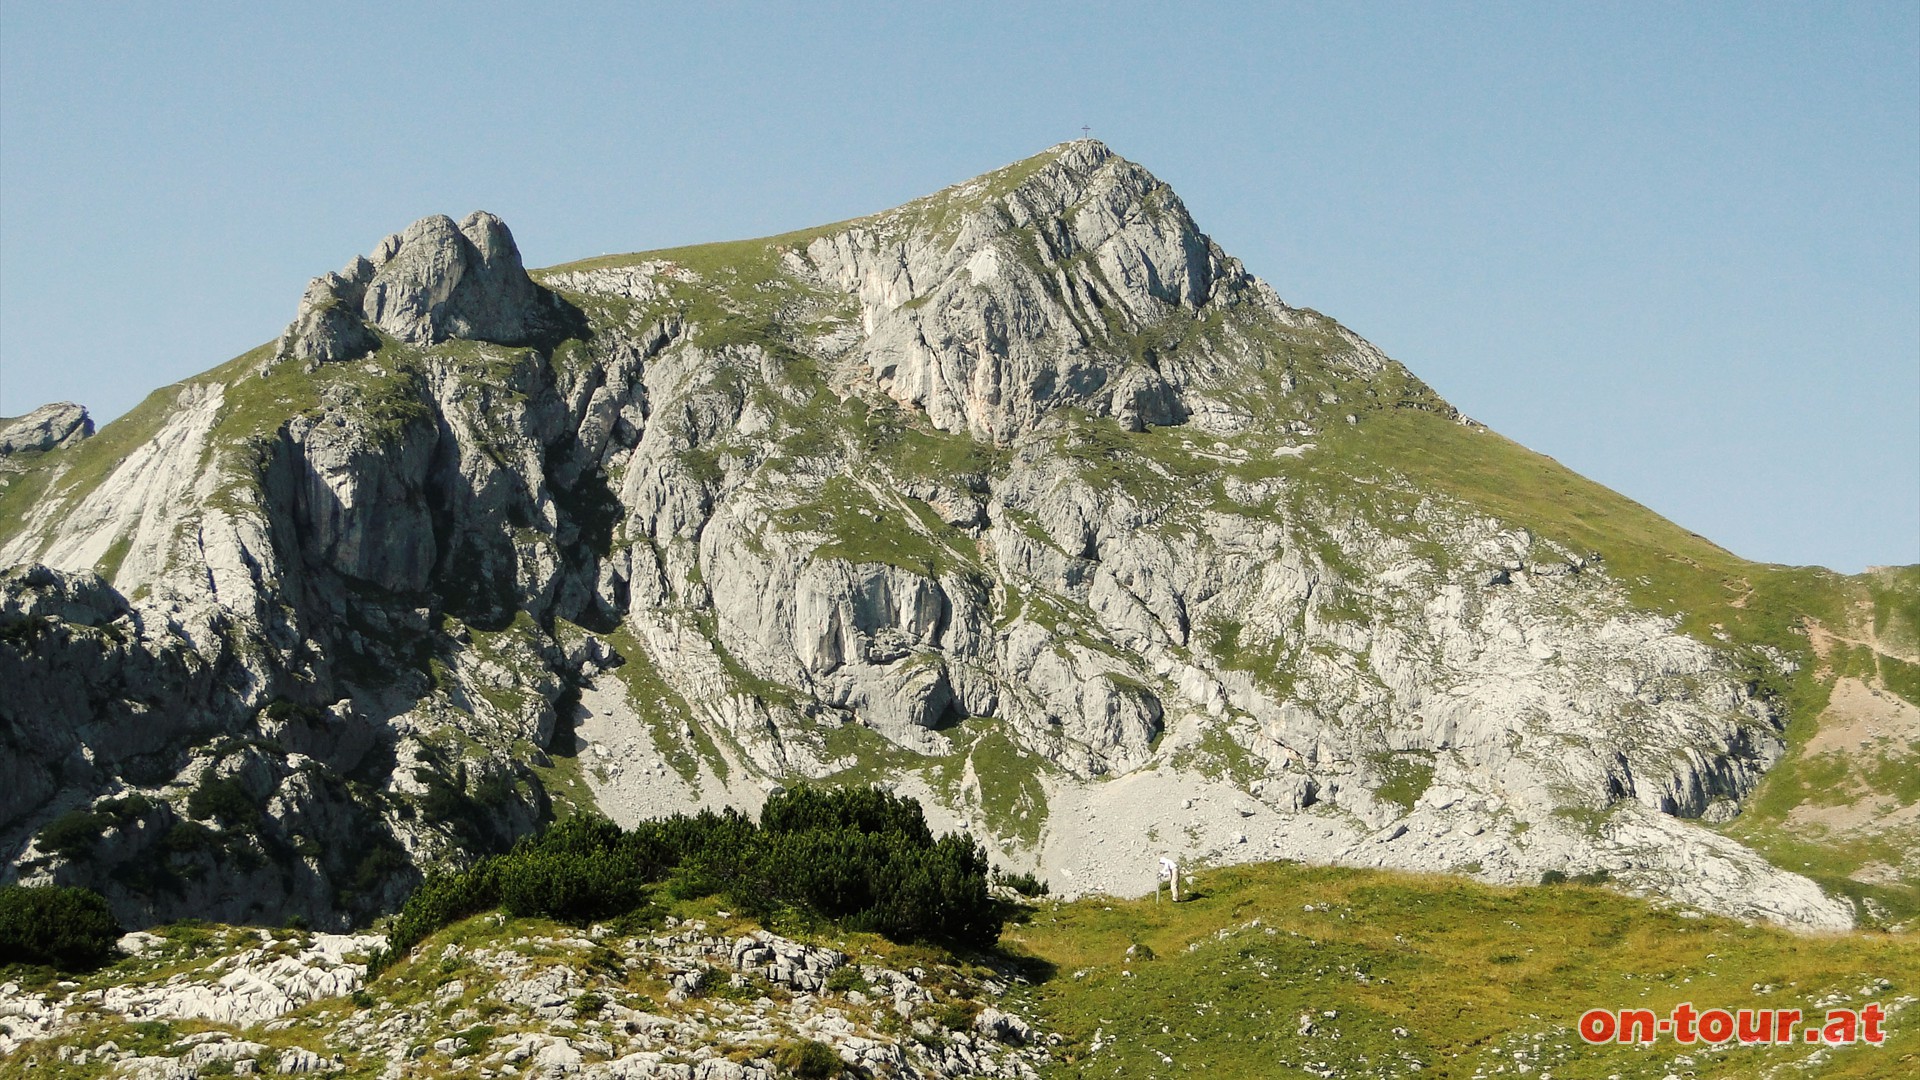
[0,885,121,970]
[937,999,982,1031]
[38,810,109,858]
[494,847,646,922]
[162,821,222,854]
[993,868,1050,897]
[760,784,933,842]
[367,867,499,975]
[824,965,868,993]
[36,795,153,859]
[772,1038,843,1079]
[187,775,260,830]
[372,786,1005,975]
[1540,868,1612,886]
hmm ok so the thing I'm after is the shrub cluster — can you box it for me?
[1540,868,1612,886]
[0,884,121,970]
[772,1038,843,1079]
[186,774,260,831]
[993,868,1050,898]
[371,786,1004,974]
[36,795,152,860]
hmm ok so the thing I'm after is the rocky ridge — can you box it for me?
[0,139,1889,932]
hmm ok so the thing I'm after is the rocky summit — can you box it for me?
[1,140,1915,944]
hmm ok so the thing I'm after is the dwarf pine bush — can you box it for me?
[370,786,1006,974]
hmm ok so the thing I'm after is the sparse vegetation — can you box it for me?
[186,774,260,831]
[771,1037,844,1079]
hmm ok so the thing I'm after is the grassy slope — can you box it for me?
[0,376,188,555]
[1008,861,1917,1079]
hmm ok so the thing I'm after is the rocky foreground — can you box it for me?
[1,915,1045,1078]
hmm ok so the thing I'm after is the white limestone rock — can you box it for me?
[0,401,93,453]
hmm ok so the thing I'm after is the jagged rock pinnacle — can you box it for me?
[276,210,554,366]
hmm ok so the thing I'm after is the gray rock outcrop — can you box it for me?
[0,920,1049,1077]
[0,401,93,453]
[277,210,564,365]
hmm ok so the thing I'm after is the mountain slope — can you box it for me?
[1,141,1911,932]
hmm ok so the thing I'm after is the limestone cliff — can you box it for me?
[0,141,1894,931]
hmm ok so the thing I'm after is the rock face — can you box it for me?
[0,401,93,453]
[0,141,1864,931]
[277,210,569,364]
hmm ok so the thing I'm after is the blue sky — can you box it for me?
[2,2,1915,571]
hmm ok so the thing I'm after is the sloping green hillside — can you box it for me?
[1006,861,1915,1079]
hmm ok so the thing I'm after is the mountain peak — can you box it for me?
[0,402,92,454]
[779,142,1284,441]
[2,142,1883,944]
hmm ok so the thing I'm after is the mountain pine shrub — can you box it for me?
[369,786,1007,975]
[0,884,121,970]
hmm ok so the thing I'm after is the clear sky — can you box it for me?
[2,3,1915,571]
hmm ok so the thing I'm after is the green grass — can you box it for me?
[817,720,961,796]
[1371,752,1436,812]
[0,370,195,555]
[528,744,595,820]
[1199,616,1300,701]
[1311,406,1847,656]
[776,474,979,575]
[1007,860,1919,1079]
[1175,721,1269,789]
[956,722,1053,847]
[1866,566,1920,658]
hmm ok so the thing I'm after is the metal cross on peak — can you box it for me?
[1081,125,1090,138]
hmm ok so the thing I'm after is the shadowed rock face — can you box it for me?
[277,211,555,365]
[0,142,1862,933]
[0,402,93,454]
